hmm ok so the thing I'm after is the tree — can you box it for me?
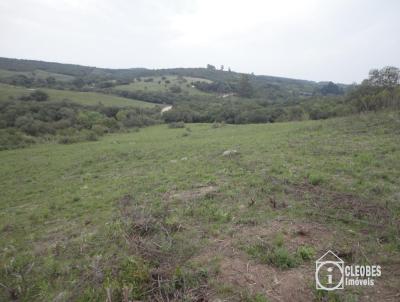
[30,90,49,102]
[72,78,85,88]
[169,85,182,93]
[237,75,253,98]
[46,76,56,85]
[368,66,399,88]
[320,82,342,95]
[206,64,216,70]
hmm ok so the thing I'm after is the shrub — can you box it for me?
[19,90,49,102]
[0,129,35,150]
[84,130,98,141]
[92,124,108,135]
[58,136,80,144]
[211,122,225,128]
[168,122,185,128]
[169,85,182,93]
[31,90,49,102]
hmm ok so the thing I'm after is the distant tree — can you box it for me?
[220,65,224,71]
[206,64,216,70]
[29,90,49,102]
[228,67,232,72]
[72,78,85,88]
[97,81,114,88]
[237,75,253,98]
[368,66,399,88]
[46,76,56,85]
[320,82,342,95]
[169,85,182,93]
[11,75,34,87]
[193,81,233,93]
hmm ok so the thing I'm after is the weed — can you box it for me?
[308,173,324,185]
[297,245,315,261]
[246,242,299,269]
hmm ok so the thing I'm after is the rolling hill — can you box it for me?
[0,83,156,108]
[0,57,342,102]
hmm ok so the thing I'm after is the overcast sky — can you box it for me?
[0,0,399,83]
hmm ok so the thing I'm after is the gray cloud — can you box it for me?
[0,0,399,83]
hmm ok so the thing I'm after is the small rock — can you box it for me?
[181,157,188,161]
[170,160,177,163]
[222,149,238,156]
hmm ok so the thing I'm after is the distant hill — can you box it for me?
[0,57,345,102]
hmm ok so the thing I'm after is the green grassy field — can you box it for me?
[1,112,399,301]
[0,83,156,107]
[114,75,212,96]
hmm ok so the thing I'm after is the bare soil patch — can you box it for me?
[289,182,392,226]
[164,185,218,202]
[191,220,333,301]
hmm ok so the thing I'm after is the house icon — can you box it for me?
[315,250,344,290]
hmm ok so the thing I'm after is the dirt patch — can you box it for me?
[215,251,314,302]
[235,219,336,253]
[190,220,334,301]
[164,185,218,202]
[289,182,392,226]
[192,218,400,301]
[358,264,400,301]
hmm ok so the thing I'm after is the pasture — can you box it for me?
[1,111,399,301]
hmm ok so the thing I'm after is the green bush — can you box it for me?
[0,128,35,150]
[0,97,161,148]
[92,124,108,135]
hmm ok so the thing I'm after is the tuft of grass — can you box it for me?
[247,240,316,269]
[246,242,299,269]
[307,173,324,185]
[297,245,315,261]
[244,293,270,302]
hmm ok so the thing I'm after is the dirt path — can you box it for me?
[161,105,172,113]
